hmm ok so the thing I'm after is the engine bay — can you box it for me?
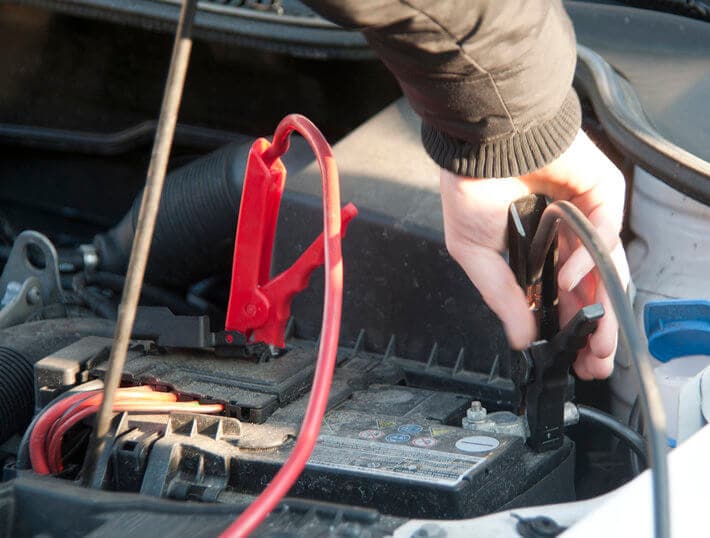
[0,1,709,537]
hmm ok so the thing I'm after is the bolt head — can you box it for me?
[466,401,487,421]
[26,287,41,305]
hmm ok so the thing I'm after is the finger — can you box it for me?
[575,346,615,380]
[558,272,595,329]
[558,212,623,293]
[573,352,594,380]
[454,245,536,349]
[556,225,578,268]
[558,178,625,291]
[588,245,629,358]
[588,276,619,359]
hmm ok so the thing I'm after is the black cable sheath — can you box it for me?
[629,395,645,476]
[577,404,647,465]
[84,272,194,315]
[529,201,670,538]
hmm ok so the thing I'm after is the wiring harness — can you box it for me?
[29,386,223,476]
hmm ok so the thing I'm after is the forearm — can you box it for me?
[302,0,581,178]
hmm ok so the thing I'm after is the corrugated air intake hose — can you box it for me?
[93,143,247,289]
[0,318,114,445]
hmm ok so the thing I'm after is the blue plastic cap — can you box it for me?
[644,300,710,362]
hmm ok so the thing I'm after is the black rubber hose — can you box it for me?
[628,395,645,476]
[577,405,648,467]
[0,318,114,445]
[72,274,117,320]
[93,142,249,289]
[0,348,34,447]
[85,272,197,315]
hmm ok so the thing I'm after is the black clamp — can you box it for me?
[131,306,280,361]
[508,195,604,452]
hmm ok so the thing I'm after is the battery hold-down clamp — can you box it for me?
[132,123,357,360]
[508,194,604,452]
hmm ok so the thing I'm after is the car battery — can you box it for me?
[233,385,575,518]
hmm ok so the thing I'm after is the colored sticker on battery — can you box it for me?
[411,436,437,448]
[429,426,450,438]
[376,419,396,429]
[397,424,423,435]
[308,435,484,486]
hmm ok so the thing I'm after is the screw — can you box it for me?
[26,287,41,305]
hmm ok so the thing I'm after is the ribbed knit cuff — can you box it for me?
[421,89,582,178]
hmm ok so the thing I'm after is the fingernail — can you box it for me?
[567,272,584,292]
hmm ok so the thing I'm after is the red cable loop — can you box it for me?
[30,387,223,475]
[219,114,344,538]
[46,401,224,474]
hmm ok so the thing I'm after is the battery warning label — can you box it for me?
[308,435,484,486]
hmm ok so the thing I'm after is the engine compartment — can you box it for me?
[1,2,708,536]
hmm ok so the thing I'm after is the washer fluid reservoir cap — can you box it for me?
[644,300,710,362]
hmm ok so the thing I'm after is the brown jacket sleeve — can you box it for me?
[301,0,581,178]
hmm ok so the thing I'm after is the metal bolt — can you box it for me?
[26,286,41,305]
[563,402,580,427]
[466,400,487,422]
[411,523,447,538]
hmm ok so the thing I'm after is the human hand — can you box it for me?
[439,130,629,380]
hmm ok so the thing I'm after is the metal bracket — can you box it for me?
[0,231,64,328]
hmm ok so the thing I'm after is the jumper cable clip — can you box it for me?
[214,136,357,356]
[508,194,604,452]
[131,117,356,359]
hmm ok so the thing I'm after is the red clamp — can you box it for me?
[225,137,357,349]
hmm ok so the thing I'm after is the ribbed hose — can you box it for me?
[0,318,114,445]
[93,142,248,288]
[0,347,34,445]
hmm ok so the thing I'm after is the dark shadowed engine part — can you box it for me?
[93,143,246,289]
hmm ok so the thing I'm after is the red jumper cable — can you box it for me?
[223,118,356,350]
[219,115,354,537]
